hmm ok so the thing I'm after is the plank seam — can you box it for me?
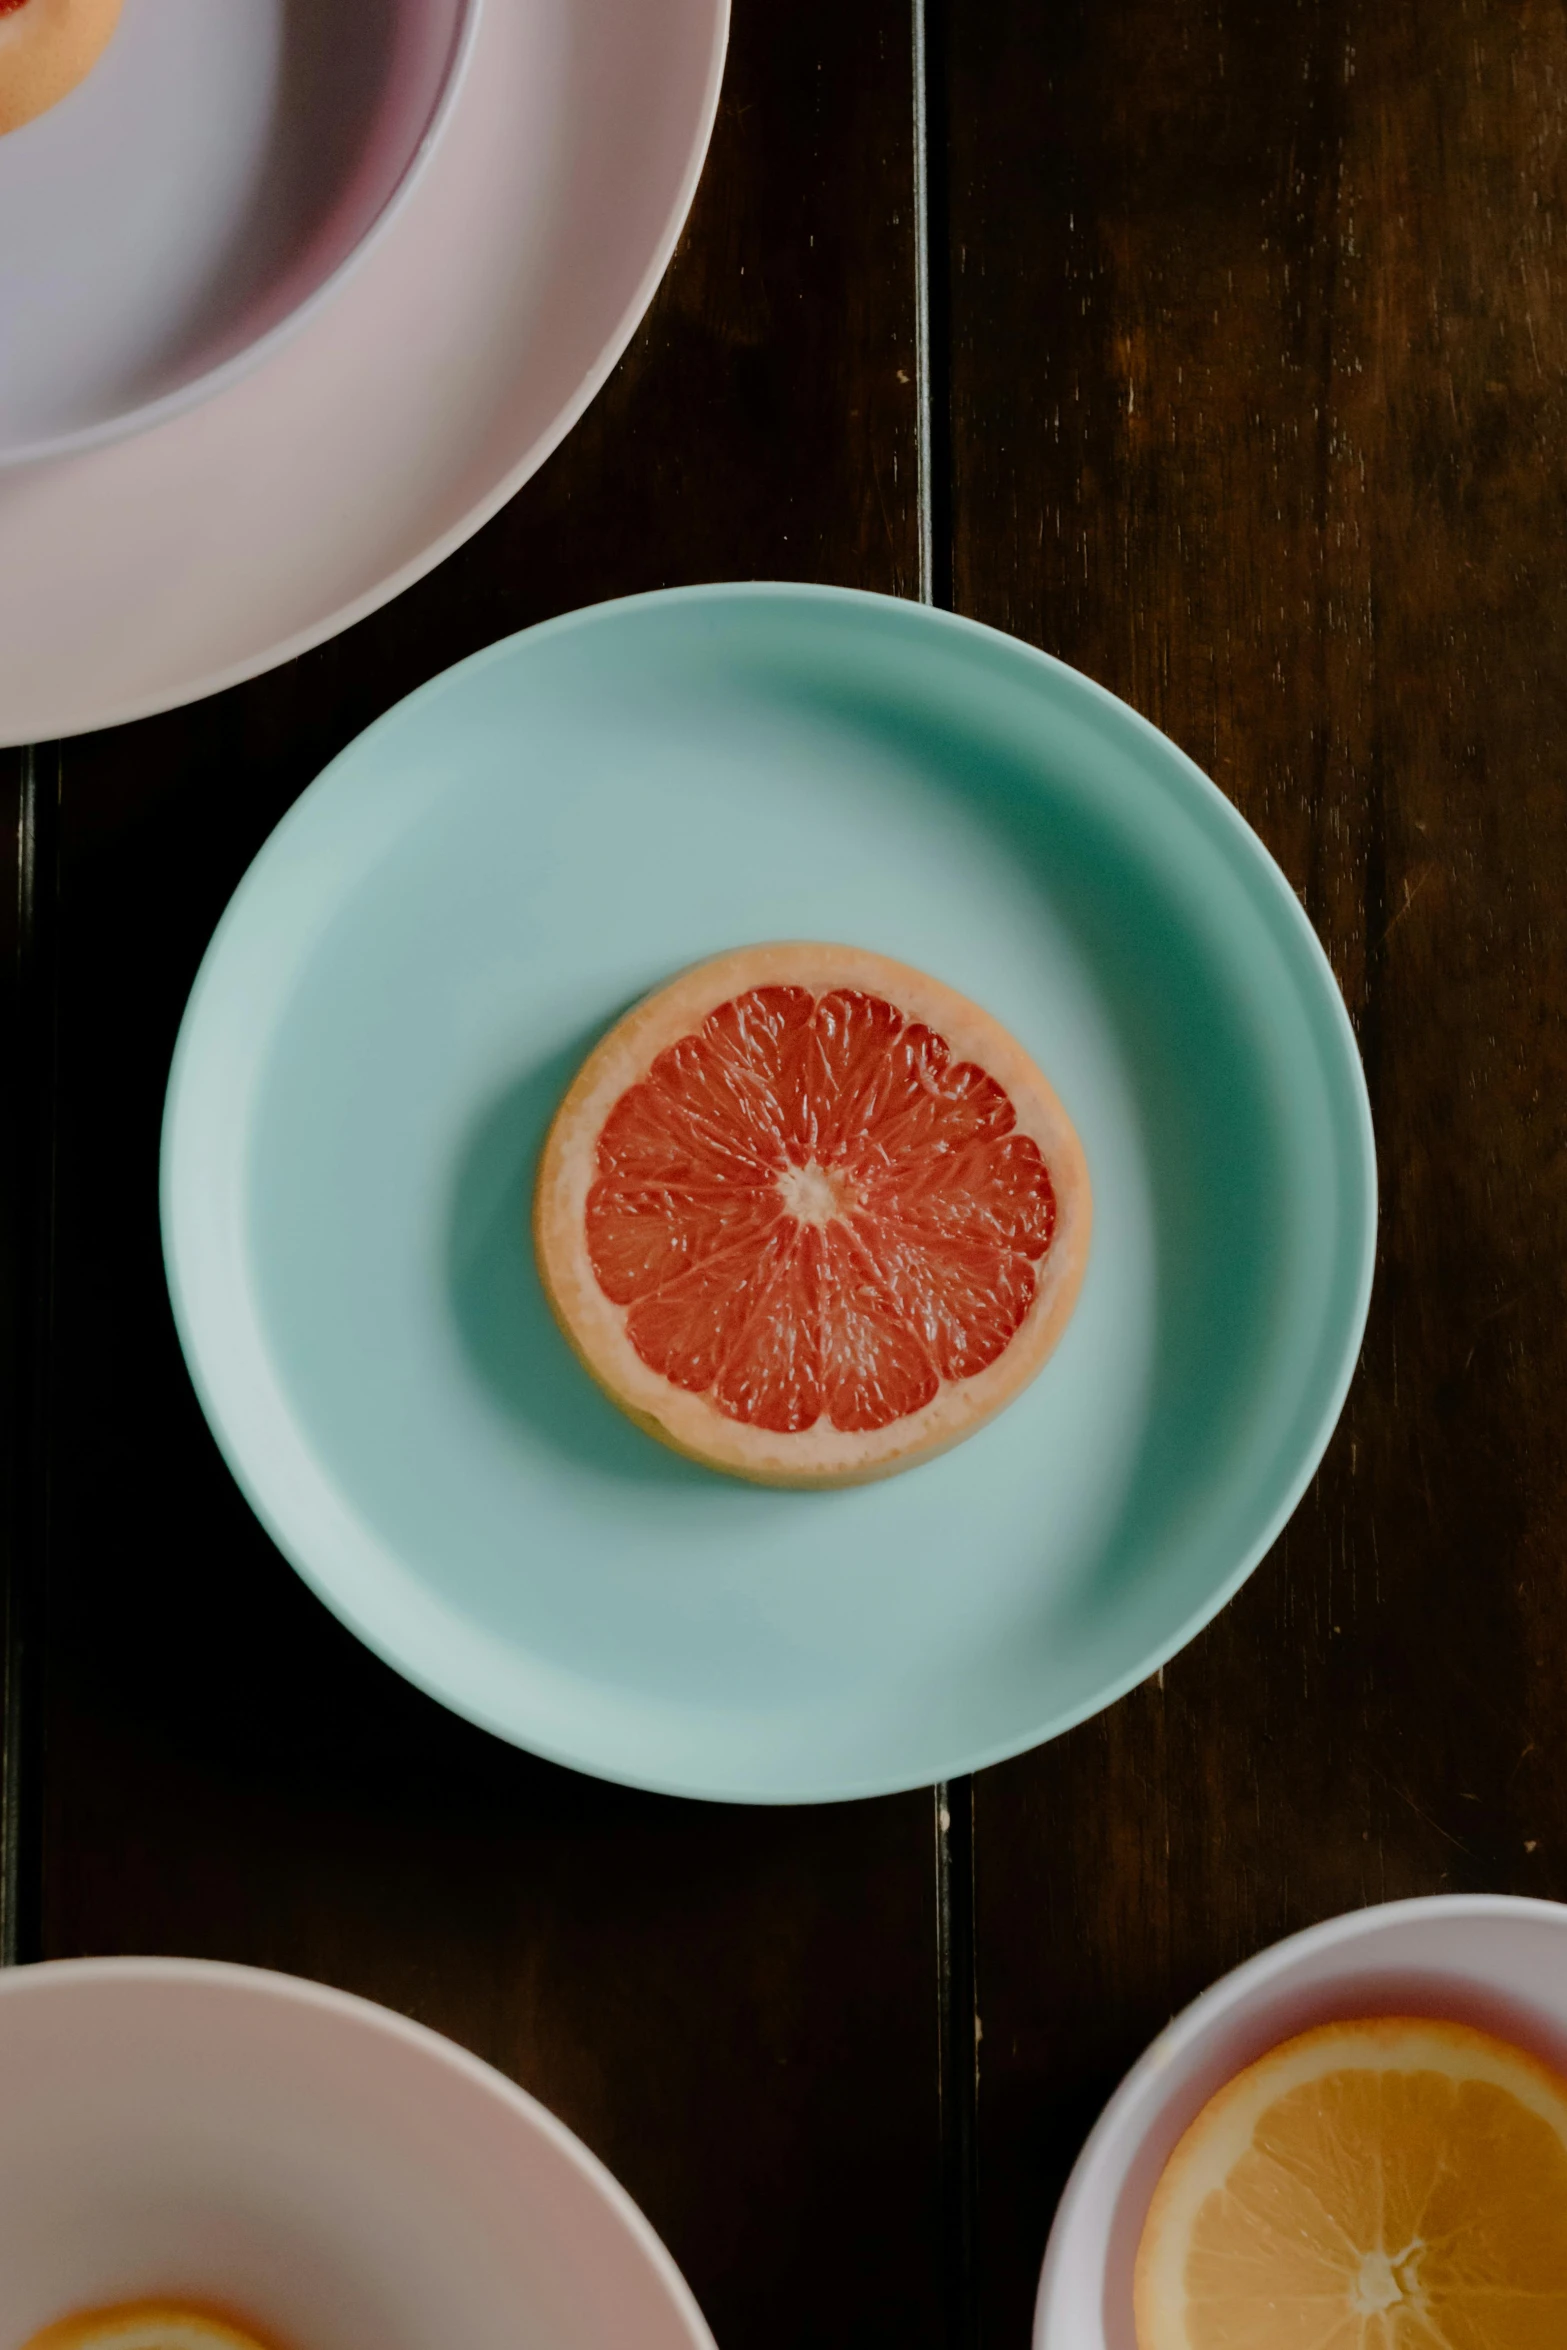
[917,3,979,2339]
[934,1772,981,2349]
[912,0,934,607]
[912,0,955,615]
[3,743,60,1968]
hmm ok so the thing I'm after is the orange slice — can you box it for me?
[21,2307,281,2350]
[534,943,1091,1485]
[1134,2015,1567,2349]
[0,0,124,138]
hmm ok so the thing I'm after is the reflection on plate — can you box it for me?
[162,585,1376,1803]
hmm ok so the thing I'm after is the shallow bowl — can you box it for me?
[0,1956,713,2350]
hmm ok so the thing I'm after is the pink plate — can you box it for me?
[0,0,728,744]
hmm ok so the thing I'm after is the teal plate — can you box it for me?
[162,586,1376,1802]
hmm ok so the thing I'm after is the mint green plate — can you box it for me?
[161,586,1375,1802]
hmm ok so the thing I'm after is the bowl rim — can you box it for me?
[160,581,1379,1805]
[1032,1891,1567,2349]
[0,0,484,469]
[0,1951,717,2350]
[0,0,732,743]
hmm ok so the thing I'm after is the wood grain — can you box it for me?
[27,8,942,2347]
[11,2,1565,2343]
[943,0,1567,2336]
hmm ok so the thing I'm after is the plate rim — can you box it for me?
[0,0,486,471]
[0,0,731,745]
[0,1952,718,2350]
[161,581,1379,1805]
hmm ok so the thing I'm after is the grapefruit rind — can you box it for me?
[1133,2014,1567,2350]
[533,943,1092,1487]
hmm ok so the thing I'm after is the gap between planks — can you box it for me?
[0,30,989,2333]
[2,743,60,1968]
[916,1,979,2342]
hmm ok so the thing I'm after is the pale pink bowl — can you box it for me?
[0,1957,714,2350]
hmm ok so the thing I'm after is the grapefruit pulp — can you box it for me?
[533,944,1091,1485]
[1134,2015,1567,2350]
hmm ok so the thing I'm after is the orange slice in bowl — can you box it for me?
[22,2306,279,2350]
[0,0,124,138]
[1134,2015,1567,2349]
[534,944,1091,1485]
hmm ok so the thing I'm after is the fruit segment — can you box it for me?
[1134,2016,1567,2350]
[20,2305,281,2350]
[587,981,1056,1434]
[0,0,124,137]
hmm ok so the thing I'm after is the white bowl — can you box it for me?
[1035,1893,1567,2350]
[0,1957,715,2350]
[0,0,479,464]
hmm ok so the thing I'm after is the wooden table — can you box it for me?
[5,2,1564,2341]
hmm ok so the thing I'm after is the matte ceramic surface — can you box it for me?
[162,586,1376,1804]
[1035,1895,1567,2350]
[0,0,727,740]
[0,0,476,463]
[0,1957,714,2350]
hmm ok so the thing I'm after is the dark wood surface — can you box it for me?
[6,1,1567,2343]
[944,3,1567,2341]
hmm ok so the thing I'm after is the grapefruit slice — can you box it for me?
[22,2308,281,2350]
[1134,2015,1567,2350]
[534,943,1091,1485]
